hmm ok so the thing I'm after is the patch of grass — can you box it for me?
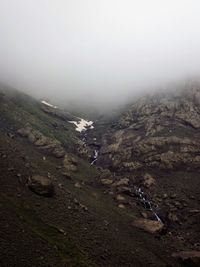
[73,159,99,182]
[0,88,78,151]
[1,195,97,267]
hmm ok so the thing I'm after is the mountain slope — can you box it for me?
[97,83,200,264]
[0,86,185,267]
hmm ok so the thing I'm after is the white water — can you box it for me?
[135,186,162,222]
[91,149,99,165]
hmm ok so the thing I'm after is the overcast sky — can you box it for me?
[0,0,200,108]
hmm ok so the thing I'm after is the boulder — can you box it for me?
[143,173,156,188]
[63,154,78,172]
[28,175,54,197]
[101,178,113,185]
[115,194,126,202]
[132,218,164,234]
[118,204,126,209]
[112,178,129,187]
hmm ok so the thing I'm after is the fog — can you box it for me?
[0,0,200,110]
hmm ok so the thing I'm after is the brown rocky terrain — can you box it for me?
[96,83,200,266]
[0,84,200,267]
[99,83,200,172]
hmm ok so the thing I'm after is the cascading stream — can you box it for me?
[134,186,162,222]
[91,149,99,165]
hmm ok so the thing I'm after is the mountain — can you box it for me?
[0,84,200,267]
[99,82,200,171]
[98,82,200,265]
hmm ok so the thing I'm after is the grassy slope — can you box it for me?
[0,87,181,267]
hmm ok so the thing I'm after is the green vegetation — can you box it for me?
[0,87,78,151]
[1,195,96,267]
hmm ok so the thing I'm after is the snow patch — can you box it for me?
[41,100,57,109]
[69,118,94,132]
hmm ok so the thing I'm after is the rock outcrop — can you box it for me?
[99,84,200,172]
[28,175,54,197]
[132,218,164,234]
[63,154,78,172]
[18,127,65,158]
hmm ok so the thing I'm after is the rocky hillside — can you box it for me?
[99,84,200,171]
[1,85,200,267]
[96,83,200,266]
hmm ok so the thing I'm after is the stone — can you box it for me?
[57,228,66,236]
[118,204,126,209]
[74,182,82,188]
[117,186,132,195]
[132,218,164,234]
[163,193,168,199]
[28,175,54,197]
[100,179,113,185]
[63,154,77,172]
[143,173,156,188]
[112,178,129,187]
[115,194,126,202]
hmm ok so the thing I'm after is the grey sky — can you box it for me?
[0,0,200,107]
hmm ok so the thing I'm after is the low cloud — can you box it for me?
[0,0,200,109]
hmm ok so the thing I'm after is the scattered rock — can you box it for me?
[57,228,66,236]
[63,154,77,172]
[163,193,168,199]
[112,178,129,187]
[79,204,88,211]
[74,182,82,189]
[117,186,132,195]
[143,173,156,188]
[115,194,126,202]
[118,204,126,209]
[132,218,164,234]
[101,178,113,185]
[28,175,54,197]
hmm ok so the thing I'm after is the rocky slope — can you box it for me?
[99,83,200,171]
[96,83,200,265]
[1,84,200,267]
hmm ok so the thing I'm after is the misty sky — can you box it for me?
[0,0,200,107]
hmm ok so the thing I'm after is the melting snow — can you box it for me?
[41,100,57,109]
[69,118,94,132]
